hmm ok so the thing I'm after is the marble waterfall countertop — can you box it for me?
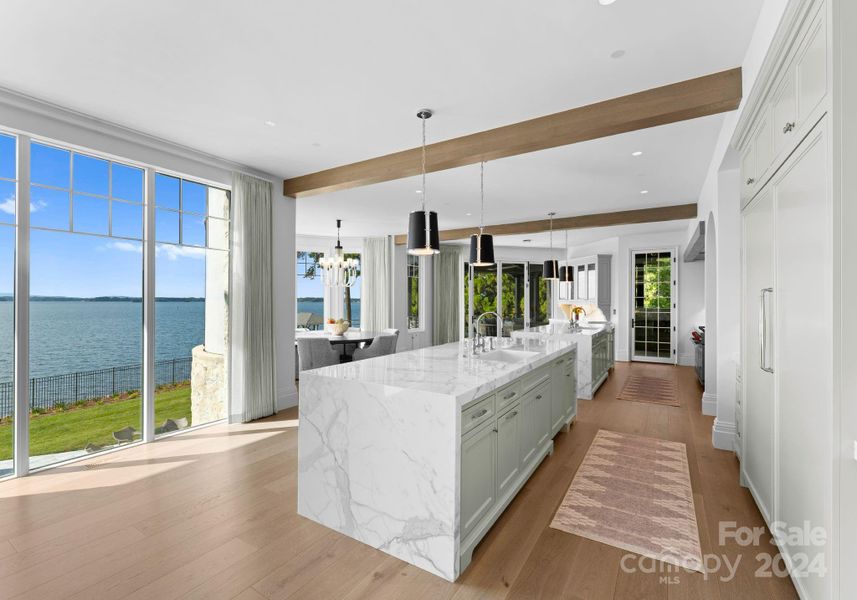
[302,336,577,407]
[297,337,576,581]
[511,321,613,400]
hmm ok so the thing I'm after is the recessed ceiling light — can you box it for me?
[632,151,643,157]
[416,190,423,194]
[465,212,472,216]
[599,0,618,5]
[264,120,277,127]
[640,190,649,194]
[610,49,625,59]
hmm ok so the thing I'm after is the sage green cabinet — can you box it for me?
[460,419,497,541]
[496,403,521,499]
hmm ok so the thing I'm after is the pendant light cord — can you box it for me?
[421,114,427,211]
[480,162,485,234]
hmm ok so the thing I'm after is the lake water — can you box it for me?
[0,300,204,381]
[297,299,361,328]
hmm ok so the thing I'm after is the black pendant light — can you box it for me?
[407,109,440,256]
[469,162,495,266]
[558,229,574,283]
[543,212,559,280]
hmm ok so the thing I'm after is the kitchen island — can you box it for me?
[512,321,614,399]
[297,337,577,581]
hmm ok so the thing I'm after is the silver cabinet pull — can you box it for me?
[536,394,543,400]
[783,122,795,133]
[472,408,488,419]
[503,391,517,400]
[505,411,518,420]
[746,177,755,185]
[759,288,774,373]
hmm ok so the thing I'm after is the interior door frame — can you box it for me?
[628,246,679,365]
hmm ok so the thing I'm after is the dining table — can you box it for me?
[294,329,385,359]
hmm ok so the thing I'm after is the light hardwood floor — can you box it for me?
[0,362,797,599]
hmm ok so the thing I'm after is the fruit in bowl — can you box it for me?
[329,318,350,335]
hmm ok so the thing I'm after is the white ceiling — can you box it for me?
[0,0,763,240]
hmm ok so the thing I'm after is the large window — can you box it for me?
[155,174,229,436]
[27,143,145,469]
[407,254,421,330]
[0,133,231,478]
[296,251,324,330]
[0,132,16,476]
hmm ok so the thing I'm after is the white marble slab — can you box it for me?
[512,322,613,400]
[297,338,575,581]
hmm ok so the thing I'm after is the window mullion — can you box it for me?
[13,135,30,477]
[142,168,156,442]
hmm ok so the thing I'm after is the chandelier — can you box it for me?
[319,219,359,288]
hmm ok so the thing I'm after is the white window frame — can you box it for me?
[407,254,424,331]
[1,128,231,479]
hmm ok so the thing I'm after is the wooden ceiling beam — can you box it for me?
[391,203,697,245]
[284,68,741,198]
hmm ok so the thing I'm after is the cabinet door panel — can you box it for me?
[520,392,538,466]
[496,405,521,499]
[740,143,755,202]
[752,105,773,184]
[533,381,551,449]
[796,15,827,128]
[461,423,497,540]
[772,123,830,600]
[772,70,797,158]
[742,188,775,521]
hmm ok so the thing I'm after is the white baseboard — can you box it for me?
[701,391,717,416]
[276,389,298,411]
[712,418,737,451]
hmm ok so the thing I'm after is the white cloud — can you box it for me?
[105,241,142,254]
[0,196,48,216]
[157,244,206,261]
[0,195,13,215]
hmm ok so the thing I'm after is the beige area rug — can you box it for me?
[550,429,703,572]
[616,375,679,407]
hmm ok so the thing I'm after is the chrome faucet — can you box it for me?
[473,311,502,354]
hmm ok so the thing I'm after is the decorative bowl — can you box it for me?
[330,321,350,335]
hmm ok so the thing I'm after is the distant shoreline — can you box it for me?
[0,296,204,302]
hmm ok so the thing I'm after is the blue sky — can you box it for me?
[0,137,210,297]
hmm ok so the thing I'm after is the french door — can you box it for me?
[630,249,677,364]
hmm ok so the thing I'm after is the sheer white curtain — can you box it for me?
[433,245,463,344]
[230,172,276,422]
[362,236,394,331]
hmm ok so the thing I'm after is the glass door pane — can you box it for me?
[154,181,229,435]
[500,263,526,336]
[632,251,674,362]
[576,265,586,299]
[0,226,13,476]
[528,263,549,327]
[29,230,143,469]
[587,263,597,300]
[465,263,497,337]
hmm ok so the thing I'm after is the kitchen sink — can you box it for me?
[474,349,540,363]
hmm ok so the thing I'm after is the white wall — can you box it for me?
[0,87,299,414]
[690,0,790,449]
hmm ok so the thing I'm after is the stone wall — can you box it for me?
[191,344,226,425]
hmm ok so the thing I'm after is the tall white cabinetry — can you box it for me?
[733,0,848,597]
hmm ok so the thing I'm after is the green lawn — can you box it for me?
[0,385,192,461]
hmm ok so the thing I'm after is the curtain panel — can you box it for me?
[433,245,463,345]
[362,236,394,331]
[230,172,276,423]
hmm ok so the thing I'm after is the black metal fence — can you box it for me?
[0,357,192,418]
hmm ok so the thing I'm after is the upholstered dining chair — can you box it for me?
[352,334,397,362]
[382,328,400,351]
[296,337,341,372]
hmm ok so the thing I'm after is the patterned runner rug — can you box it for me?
[616,375,679,407]
[550,429,703,572]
